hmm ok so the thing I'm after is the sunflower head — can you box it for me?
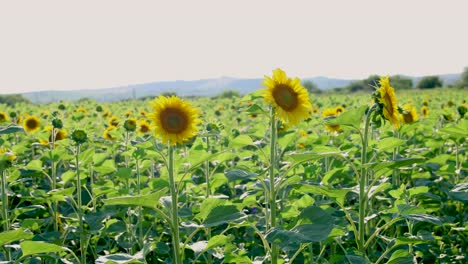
[335,106,345,115]
[96,105,103,112]
[262,68,312,126]
[457,105,467,118]
[124,118,137,132]
[103,126,117,140]
[421,106,429,117]
[108,116,119,127]
[76,107,87,113]
[52,118,63,129]
[0,112,8,122]
[0,147,16,168]
[137,120,151,134]
[323,108,343,133]
[375,76,401,129]
[401,104,418,124]
[23,116,41,133]
[71,130,88,145]
[148,95,201,145]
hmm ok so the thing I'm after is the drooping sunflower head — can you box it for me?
[137,119,151,134]
[108,116,119,127]
[23,115,41,133]
[103,126,117,140]
[262,68,312,126]
[124,118,137,132]
[376,76,400,129]
[401,104,418,124]
[148,95,201,145]
[0,147,16,163]
[323,108,342,133]
[0,112,8,122]
[335,106,345,115]
[421,106,429,117]
[76,107,87,113]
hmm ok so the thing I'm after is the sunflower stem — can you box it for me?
[168,144,182,264]
[51,128,59,232]
[136,158,144,251]
[358,104,377,255]
[205,136,213,264]
[75,145,86,264]
[268,108,279,264]
[1,169,11,261]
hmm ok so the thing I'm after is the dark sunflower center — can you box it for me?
[26,118,38,129]
[403,113,414,123]
[383,94,394,115]
[140,125,150,133]
[160,108,188,133]
[272,84,298,111]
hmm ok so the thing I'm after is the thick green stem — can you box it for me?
[205,136,211,198]
[358,104,376,255]
[392,131,400,186]
[136,158,144,249]
[204,136,213,264]
[168,144,182,264]
[1,170,11,261]
[269,108,278,264]
[51,128,59,232]
[75,145,86,264]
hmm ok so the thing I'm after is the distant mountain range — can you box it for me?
[15,73,462,104]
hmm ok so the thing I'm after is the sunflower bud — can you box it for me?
[96,105,103,112]
[58,104,66,111]
[52,118,63,129]
[124,119,137,132]
[71,130,88,145]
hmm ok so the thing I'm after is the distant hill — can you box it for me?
[15,73,461,104]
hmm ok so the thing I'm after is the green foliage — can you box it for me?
[0,94,31,106]
[417,76,443,89]
[302,80,321,94]
[215,89,240,99]
[390,75,413,90]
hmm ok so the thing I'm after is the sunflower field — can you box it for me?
[0,69,467,264]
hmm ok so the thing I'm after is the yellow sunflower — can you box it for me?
[103,111,111,118]
[335,106,345,115]
[421,106,429,117]
[323,108,342,132]
[401,104,418,124]
[76,107,87,113]
[377,76,400,129]
[0,112,8,122]
[0,147,16,162]
[103,126,117,140]
[137,119,151,134]
[148,96,201,145]
[262,68,312,126]
[23,115,41,133]
[108,116,119,127]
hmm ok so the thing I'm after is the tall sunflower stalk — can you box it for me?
[262,69,312,264]
[0,148,16,261]
[71,130,88,264]
[148,95,200,264]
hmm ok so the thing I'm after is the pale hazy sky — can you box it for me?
[1,0,467,94]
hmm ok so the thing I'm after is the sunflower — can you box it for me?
[335,106,345,114]
[76,107,87,113]
[323,108,342,132]
[0,112,8,122]
[108,116,119,127]
[0,147,16,162]
[103,126,117,140]
[401,104,418,124]
[137,119,151,134]
[124,118,137,132]
[376,76,400,129]
[148,96,200,145]
[262,68,312,126]
[103,111,111,118]
[421,106,429,117]
[23,115,41,133]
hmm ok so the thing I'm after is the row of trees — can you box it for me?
[302,67,468,93]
